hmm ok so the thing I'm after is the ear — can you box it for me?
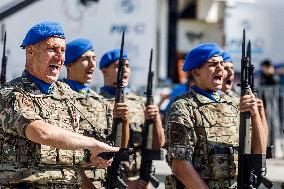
[26,46,33,59]
[101,68,107,74]
[191,69,200,78]
[66,63,73,68]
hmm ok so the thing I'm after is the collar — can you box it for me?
[63,79,89,95]
[191,85,221,103]
[23,70,54,94]
[100,85,130,96]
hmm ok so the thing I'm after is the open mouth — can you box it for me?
[226,79,233,85]
[87,67,94,73]
[214,75,222,81]
[213,74,223,85]
[49,64,59,69]
[122,75,128,85]
[48,64,61,75]
[86,70,94,75]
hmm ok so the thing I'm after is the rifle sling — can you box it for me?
[66,98,107,142]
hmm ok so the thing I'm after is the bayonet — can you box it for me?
[0,31,7,88]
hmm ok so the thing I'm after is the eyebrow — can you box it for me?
[46,44,65,49]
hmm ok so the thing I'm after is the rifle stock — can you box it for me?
[140,49,164,188]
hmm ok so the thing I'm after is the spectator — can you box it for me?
[260,59,279,86]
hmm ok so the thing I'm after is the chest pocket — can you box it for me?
[192,102,239,179]
[129,123,143,148]
[0,135,38,165]
[127,98,145,148]
[79,96,108,130]
[197,102,239,145]
[36,97,77,130]
[127,98,145,127]
[208,146,238,179]
[33,96,83,165]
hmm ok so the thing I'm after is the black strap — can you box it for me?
[209,146,239,154]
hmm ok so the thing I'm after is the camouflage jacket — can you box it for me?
[77,89,112,141]
[69,88,112,188]
[164,90,240,189]
[100,90,146,178]
[0,76,86,185]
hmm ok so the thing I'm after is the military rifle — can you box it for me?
[139,49,164,188]
[237,29,272,189]
[0,31,7,88]
[104,30,132,189]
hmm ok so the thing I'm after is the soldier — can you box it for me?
[164,43,267,189]
[63,38,129,188]
[0,21,117,189]
[221,51,238,99]
[99,49,165,189]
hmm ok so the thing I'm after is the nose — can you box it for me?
[124,64,130,73]
[124,67,129,74]
[216,61,224,70]
[88,58,96,69]
[228,68,234,76]
[54,50,64,61]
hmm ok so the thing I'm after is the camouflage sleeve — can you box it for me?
[164,98,196,164]
[0,89,42,138]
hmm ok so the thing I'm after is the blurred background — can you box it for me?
[1,0,284,188]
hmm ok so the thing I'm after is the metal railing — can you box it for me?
[258,85,284,158]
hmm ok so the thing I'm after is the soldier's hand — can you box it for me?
[256,98,265,115]
[145,105,161,121]
[239,90,259,116]
[89,154,112,169]
[126,179,149,189]
[113,102,129,120]
[88,142,119,168]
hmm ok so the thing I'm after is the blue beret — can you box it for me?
[99,49,128,69]
[183,43,222,72]
[221,51,233,63]
[21,21,65,48]
[64,39,94,65]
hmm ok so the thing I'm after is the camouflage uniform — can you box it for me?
[164,90,239,189]
[100,90,146,180]
[0,75,89,188]
[74,89,112,189]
